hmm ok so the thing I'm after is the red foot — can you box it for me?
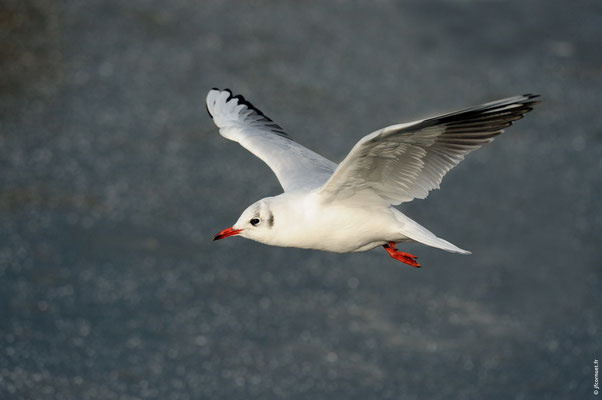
[383,242,421,268]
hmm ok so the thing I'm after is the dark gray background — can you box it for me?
[1,1,600,399]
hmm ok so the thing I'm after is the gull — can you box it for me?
[208,89,539,267]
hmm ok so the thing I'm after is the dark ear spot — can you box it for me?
[268,211,274,228]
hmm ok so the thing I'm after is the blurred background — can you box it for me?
[1,0,600,399]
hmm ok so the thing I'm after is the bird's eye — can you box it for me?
[250,218,260,226]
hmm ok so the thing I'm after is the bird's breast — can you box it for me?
[267,198,396,253]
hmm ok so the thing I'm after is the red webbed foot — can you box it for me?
[383,242,421,268]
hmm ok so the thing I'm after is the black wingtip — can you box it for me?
[522,93,541,101]
[517,94,542,109]
[208,88,290,139]
[210,88,273,121]
[520,94,542,113]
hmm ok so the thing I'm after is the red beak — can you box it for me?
[213,227,243,241]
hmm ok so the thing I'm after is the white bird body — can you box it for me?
[235,191,465,255]
[236,192,398,253]
[207,89,539,267]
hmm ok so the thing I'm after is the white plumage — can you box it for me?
[207,89,539,267]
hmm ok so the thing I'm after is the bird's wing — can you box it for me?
[207,89,337,192]
[317,94,540,206]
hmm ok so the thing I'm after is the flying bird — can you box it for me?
[208,89,539,267]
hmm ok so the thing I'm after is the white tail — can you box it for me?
[393,209,471,254]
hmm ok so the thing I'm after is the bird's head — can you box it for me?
[213,197,278,243]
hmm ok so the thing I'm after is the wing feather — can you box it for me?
[318,94,540,205]
[207,89,336,192]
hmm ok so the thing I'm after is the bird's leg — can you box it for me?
[383,242,421,268]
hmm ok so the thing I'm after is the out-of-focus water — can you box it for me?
[1,1,600,398]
